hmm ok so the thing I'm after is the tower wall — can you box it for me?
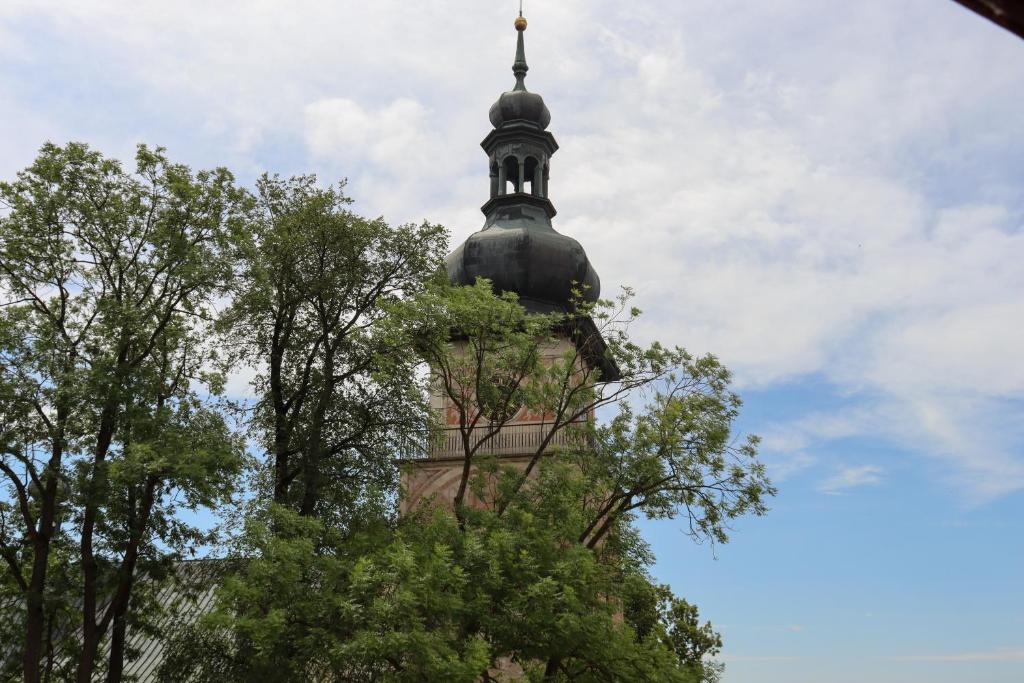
[399,335,592,515]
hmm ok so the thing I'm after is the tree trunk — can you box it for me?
[270,314,292,504]
[105,480,156,683]
[23,417,65,683]
[23,532,51,683]
[106,613,128,683]
[543,657,561,679]
[299,347,334,517]
[76,395,122,683]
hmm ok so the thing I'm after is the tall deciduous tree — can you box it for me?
[0,142,247,682]
[223,175,447,523]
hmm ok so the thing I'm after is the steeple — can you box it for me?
[400,13,620,516]
[446,14,602,315]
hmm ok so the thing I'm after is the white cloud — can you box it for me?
[818,465,884,495]
[223,361,260,400]
[305,98,430,170]
[2,0,1023,500]
[760,449,817,483]
[536,6,1024,501]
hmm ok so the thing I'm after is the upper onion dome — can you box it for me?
[488,14,551,131]
[488,90,551,130]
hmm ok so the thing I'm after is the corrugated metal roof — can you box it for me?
[1,559,229,682]
[117,559,227,681]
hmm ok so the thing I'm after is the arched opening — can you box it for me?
[502,156,520,194]
[489,159,499,198]
[524,156,539,196]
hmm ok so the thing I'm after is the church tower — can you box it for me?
[400,15,618,513]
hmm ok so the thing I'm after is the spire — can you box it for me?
[513,14,529,91]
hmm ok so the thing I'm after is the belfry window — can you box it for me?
[502,156,520,194]
[524,156,541,197]
[497,155,544,196]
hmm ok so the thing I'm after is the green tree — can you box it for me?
[166,280,771,681]
[161,489,713,682]
[0,142,247,682]
[401,280,769,678]
[623,581,724,683]
[400,280,770,542]
[223,174,447,523]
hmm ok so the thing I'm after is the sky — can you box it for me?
[1,1,1023,680]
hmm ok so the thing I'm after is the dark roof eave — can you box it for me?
[563,314,622,383]
[480,125,559,154]
[480,192,557,219]
[953,0,1024,39]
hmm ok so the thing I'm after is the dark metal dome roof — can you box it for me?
[446,201,600,313]
[488,89,551,130]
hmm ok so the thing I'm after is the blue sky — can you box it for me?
[2,1,1022,680]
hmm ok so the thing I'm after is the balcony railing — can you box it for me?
[397,420,589,460]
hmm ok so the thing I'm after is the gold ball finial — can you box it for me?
[515,15,527,31]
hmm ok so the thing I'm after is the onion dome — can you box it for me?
[488,89,551,131]
[446,215,600,314]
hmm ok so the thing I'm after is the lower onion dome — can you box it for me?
[446,221,600,314]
